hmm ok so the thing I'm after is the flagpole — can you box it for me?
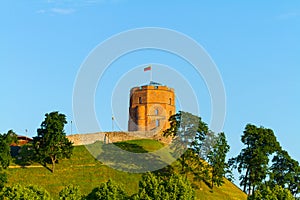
[112,115,114,131]
[150,66,152,82]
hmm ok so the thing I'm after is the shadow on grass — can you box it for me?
[40,158,55,173]
[86,141,174,173]
[11,144,53,173]
[113,142,148,153]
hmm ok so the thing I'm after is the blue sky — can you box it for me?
[1,1,300,169]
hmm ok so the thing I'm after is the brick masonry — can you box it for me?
[128,83,175,131]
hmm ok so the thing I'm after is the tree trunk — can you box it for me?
[243,167,249,192]
[181,156,185,173]
[248,181,251,196]
[251,185,255,196]
[51,156,56,173]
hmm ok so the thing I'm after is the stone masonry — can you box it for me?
[67,131,169,146]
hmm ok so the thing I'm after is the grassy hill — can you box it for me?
[8,139,247,199]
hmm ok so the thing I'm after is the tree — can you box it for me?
[0,130,17,190]
[59,184,82,200]
[269,150,300,197]
[0,130,17,170]
[163,111,208,173]
[207,132,230,189]
[34,111,73,173]
[135,172,165,200]
[86,180,128,200]
[164,173,195,200]
[1,184,51,200]
[198,130,217,161]
[135,172,195,200]
[248,184,294,200]
[229,124,281,195]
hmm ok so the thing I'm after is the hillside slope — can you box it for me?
[8,139,247,199]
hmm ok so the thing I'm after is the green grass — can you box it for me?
[7,139,247,200]
[192,179,247,200]
[114,139,165,153]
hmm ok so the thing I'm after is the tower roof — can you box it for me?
[143,81,162,86]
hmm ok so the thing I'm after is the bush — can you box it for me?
[248,185,294,200]
[0,172,7,190]
[135,172,195,200]
[86,180,128,200]
[1,184,51,200]
[59,184,82,200]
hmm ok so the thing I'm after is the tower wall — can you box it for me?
[128,84,175,132]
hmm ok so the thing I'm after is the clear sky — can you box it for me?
[1,0,299,168]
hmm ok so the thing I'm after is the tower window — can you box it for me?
[139,97,142,104]
[156,119,160,127]
[155,109,159,115]
[169,98,172,105]
[154,86,158,89]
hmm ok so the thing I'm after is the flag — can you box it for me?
[144,66,151,72]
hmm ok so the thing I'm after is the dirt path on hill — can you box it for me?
[9,164,96,169]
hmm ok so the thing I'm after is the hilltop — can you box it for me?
[8,139,247,199]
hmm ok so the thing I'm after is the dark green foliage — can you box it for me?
[0,130,17,191]
[164,173,195,200]
[163,111,208,173]
[0,172,7,191]
[248,184,294,200]
[163,111,232,189]
[134,172,164,199]
[0,130,17,170]
[13,144,38,166]
[164,111,208,147]
[59,184,82,200]
[163,111,232,190]
[229,124,281,194]
[198,130,216,161]
[207,132,230,189]
[269,150,300,196]
[34,111,73,173]
[1,184,51,200]
[86,180,128,200]
[135,172,195,200]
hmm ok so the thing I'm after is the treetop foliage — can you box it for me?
[134,172,195,200]
[86,179,128,200]
[59,184,82,200]
[34,111,73,173]
[230,123,300,198]
[1,184,51,200]
[248,184,294,200]
[0,130,17,170]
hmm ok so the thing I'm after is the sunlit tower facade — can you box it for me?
[128,81,175,132]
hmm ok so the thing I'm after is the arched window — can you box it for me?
[139,97,142,104]
[155,109,159,115]
[156,119,160,127]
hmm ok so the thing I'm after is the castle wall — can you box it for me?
[67,131,162,146]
